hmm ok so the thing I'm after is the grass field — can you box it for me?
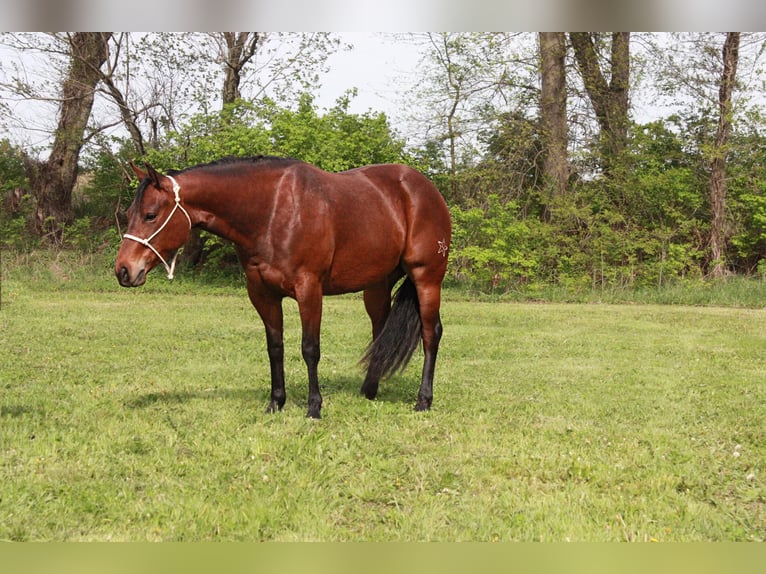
[1,255,765,541]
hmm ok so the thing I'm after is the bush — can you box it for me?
[449,195,538,292]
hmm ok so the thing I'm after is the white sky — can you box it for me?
[3,32,764,154]
[314,33,423,124]
[1,32,429,150]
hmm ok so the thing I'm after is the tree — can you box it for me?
[26,33,111,241]
[421,33,472,199]
[409,33,537,203]
[88,33,151,156]
[538,32,569,203]
[650,33,766,276]
[181,32,262,265]
[569,33,630,176]
[220,33,261,105]
[709,32,741,277]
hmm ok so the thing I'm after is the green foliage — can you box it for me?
[449,196,537,291]
[268,92,407,171]
[445,115,766,293]
[0,139,28,193]
[731,189,766,268]
[139,100,272,171]
[1,210,37,251]
[14,91,766,295]
[139,95,407,174]
[0,140,35,251]
[725,110,766,272]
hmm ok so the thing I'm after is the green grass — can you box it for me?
[1,252,765,541]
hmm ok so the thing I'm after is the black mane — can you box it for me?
[172,155,300,175]
[131,156,299,204]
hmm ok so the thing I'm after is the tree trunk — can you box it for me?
[222,32,260,105]
[441,35,461,202]
[709,32,740,278]
[31,32,111,242]
[539,32,568,205]
[570,32,630,176]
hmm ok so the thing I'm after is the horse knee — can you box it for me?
[301,338,320,366]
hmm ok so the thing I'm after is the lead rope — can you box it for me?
[122,175,192,280]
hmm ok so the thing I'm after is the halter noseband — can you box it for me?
[123,175,192,280]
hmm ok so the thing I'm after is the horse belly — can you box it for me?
[325,231,403,294]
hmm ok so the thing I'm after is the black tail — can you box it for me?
[361,277,422,380]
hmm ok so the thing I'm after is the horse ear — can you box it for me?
[130,161,147,181]
[145,163,163,188]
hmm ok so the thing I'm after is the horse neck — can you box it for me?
[181,169,273,245]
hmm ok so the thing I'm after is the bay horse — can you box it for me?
[115,156,451,419]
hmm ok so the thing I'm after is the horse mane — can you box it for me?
[132,156,300,204]
[172,155,301,176]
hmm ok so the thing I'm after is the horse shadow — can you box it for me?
[124,374,416,411]
[124,387,265,410]
[321,374,416,405]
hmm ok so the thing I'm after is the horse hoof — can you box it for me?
[359,382,378,400]
[414,399,431,412]
[266,400,283,414]
[306,409,322,419]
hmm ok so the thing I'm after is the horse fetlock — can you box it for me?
[414,395,432,412]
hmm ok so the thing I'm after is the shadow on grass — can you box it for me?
[125,374,419,410]
[0,404,40,418]
[322,375,418,405]
[124,387,267,409]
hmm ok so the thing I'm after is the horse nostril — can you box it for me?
[118,266,130,286]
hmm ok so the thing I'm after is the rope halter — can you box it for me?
[122,175,192,280]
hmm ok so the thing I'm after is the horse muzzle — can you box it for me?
[116,264,146,288]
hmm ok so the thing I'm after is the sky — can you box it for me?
[314,33,423,126]
[3,32,765,154]
[0,33,428,150]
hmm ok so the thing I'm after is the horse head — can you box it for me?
[115,163,193,287]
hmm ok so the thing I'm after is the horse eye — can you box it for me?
[145,213,157,222]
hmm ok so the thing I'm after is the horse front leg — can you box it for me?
[246,281,286,413]
[296,279,324,419]
[264,322,286,413]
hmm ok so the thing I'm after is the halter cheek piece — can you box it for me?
[122,175,192,280]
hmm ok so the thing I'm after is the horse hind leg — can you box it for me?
[360,276,421,401]
[360,282,392,399]
[362,272,444,411]
[359,270,407,398]
[410,269,445,412]
[416,315,442,411]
